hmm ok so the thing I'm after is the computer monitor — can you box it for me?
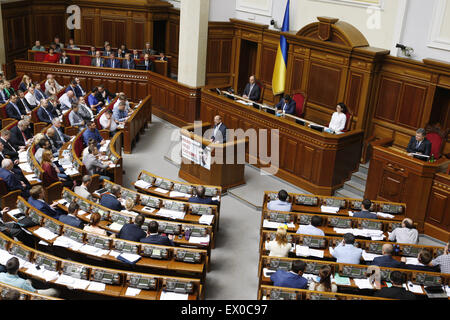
[309,124,324,132]
[224,93,235,101]
[252,103,260,110]
[413,154,430,161]
[264,108,276,115]
[296,119,306,126]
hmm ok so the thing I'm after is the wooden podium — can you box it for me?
[179,122,247,192]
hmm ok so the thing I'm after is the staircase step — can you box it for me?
[359,162,370,175]
[343,180,366,198]
[335,188,362,199]
[352,171,368,185]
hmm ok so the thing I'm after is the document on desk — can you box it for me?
[263,220,296,229]
[405,257,420,265]
[79,244,108,257]
[321,206,340,213]
[199,214,214,225]
[353,278,374,289]
[189,235,210,245]
[118,252,141,264]
[154,187,169,194]
[125,287,141,296]
[333,273,351,285]
[160,291,188,300]
[25,174,40,183]
[87,282,106,291]
[309,248,325,258]
[108,250,121,258]
[406,281,423,294]
[134,180,152,189]
[18,151,28,163]
[348,211,354,217]
[295,245,311,257]
[34,227,58,241]
[169,191,191,198]
[55,274,75,286]
[18,163,32,172]
[108,222,124,232]
[263,268,276,278]
[333,227,353,234]
[376,212,395,219]
[57,199,69,206]
[8,208,22,216]
[362,250,383,262]
[236,99,253,106]
[156,208,186,220]
[0,249,13,265]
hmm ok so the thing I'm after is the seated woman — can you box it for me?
[18,75,33,92]
[41,150,74,189]
[43,48,59,63]
[83,211,107,236]
[121,198,136,215]
[308,265,337,293]
[328,102,347,133]
[265,226,291,257]
[45,78,58,97]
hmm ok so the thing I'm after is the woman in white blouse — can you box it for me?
[328,103,347,133]
[266,227,291,257]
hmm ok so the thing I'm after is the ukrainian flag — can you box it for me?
[272,0,290,95]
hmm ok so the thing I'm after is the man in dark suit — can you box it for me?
[140,221,174,246]
[9,120,32,150]
[91,51,105,67]
[211,115,227,143]
[59,51,72,64]
[28,185,63,218]
[50,118,71,149]
[374,271,416,300]
[188,186,219,206]
[406,128,432,157]
[87,46,96,57]
[37,99,58,124]
[0,159,29,198]
[16,90,33,114]
[371,244,405,268]
[157,52,168,61]
[58,202,84,229]
[138,54,154,71]
[0,130,20,159]
[100,185,124,211]
[95,85,116,106]
[0,141,29,188]
[353,199,378,219]
[118,214,146,242]
[106,53,121,69]
[143,42,157,56]
[275,94,296,115]
[242,75,261,102]
[121,53,135,70]
[131,49,141,61]
[102,45,113,58]
[270,260,308,289]
[6,95,25,121]
[115,48,125,58]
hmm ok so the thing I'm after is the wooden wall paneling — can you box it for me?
[374,76,402,122]
[307,62,342,109]
[425,174,450,240]
[396,82,427,129]
[81,17,95,45]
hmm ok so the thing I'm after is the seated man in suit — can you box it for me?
[87,46,96,57]
[131,49,140,61]
[270,259,308,289]
[50,118,71,150]
[9,120,33,150]
[157,52,168,61]
[188,186,220,206]
[143,42,157,56]
[37,98,58,124]
[296,215,325,236]
[0,142,29,188]
[28,185,64,218]
[74,175,93,202]
[82,145,109,182]
[267,190,291,212]
[401,249,440,272]
[406,128,431,157]
[44,128,60,157]
[16,90,33,114]
[69,103,87,130]
[59,90,77,112]
[138,54,155,71]
[0,130,21,159]
[0,159,30,198]
[95,85,116,106]
[121,53,135,70]
[83,121,105,148]
[31,40,45,51]
[374,271,416,300]
[106,52,121,69]
[102,44,113,57]
[58,201,84,229]
[242,75,261,102]
[33,82,47,101]
[210,115,227,143]
[118,214,146,242]
[140,220,174,246]
[331,233,363,265]
[6,95,26,121]
[91,51,105,67]
[353,199,378,219]
[100,185,124,211]
[371,244,405,269]
[73,78,86,98]
[275,94,296,115]
[58,50,72,64]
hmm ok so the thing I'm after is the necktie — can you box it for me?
[7,140,16,152]
[248,84,254,97]
[21,99,30,113]
[283,103,287,112]
[35,90,43,101]
[21,130,27,144]
[44,107,53,120]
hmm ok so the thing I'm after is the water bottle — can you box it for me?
[430,154,434,163]
[185,228,191,241]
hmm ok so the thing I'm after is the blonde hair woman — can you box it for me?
[19,75,32,92]
[121,198,135,215]
[266,226,291,257]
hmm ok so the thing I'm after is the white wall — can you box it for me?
[399,0,450,61]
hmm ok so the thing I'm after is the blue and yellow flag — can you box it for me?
[272,0,290,95]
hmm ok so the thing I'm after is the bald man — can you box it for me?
[370,244,405,268]
[211,115,227,143]
[243,75,261,102]
[388,218,419,244]
[0,159,29,198]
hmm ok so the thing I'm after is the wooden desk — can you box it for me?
[200,89,364,195]
[123,95,152,154]
[365,145,450,235]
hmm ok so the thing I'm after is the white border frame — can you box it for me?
[427,0,450,51]
[236,0,273,17]
[308,0,384,10]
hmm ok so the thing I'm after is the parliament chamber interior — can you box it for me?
[0,0,448,305]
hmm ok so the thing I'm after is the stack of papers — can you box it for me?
[199,215,214,225]
[79,245,109,257]
[53,236,84,251]
[156,209,186,220]
[362,250,383,262]
[189,235,210,245]
[26,266,59,282]
[134,180,151,189]
[236,99,252,106]
[376,212,395,219]
[34,227,58,241]
[321,206,340,213]
[8,208,22,216]
[154,188,169,194]
[125,287,141,296]
[65,168,79,176]
[108,250,121,258]
[404,257,420,265]
[118,252,141,263]
[262,220,296,229]
[19,151,28,163]
[25,174,40,182]
[57,199,69,206]
[405,281,423,294]
[87,282,106,291]
[333,228,384,238]
[18,163,32,172]
[353,278,374,289]
[55,275,90,289]
[160,291,188,300]
[169,191,191,198]
[295,245,324,258]
[108,222,124,232]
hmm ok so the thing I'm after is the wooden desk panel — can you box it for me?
[200,89,364,195]
[424,173,450,241]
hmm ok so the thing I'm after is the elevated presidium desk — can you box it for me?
[196,89,364,196]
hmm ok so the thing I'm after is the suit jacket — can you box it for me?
[100,193,124,211]
[140,234,174,246]
[59,214,84,229]
[211,123,227,143]
[121,59,135,70]
[118,223,146,242]
[188,196,219,206]
[404,263,440,272]
[270,270,308,289]
[353,210,378,219]
[0,90,7,104]
[37,106,58,124]
[406,136,432,156]
[0,168,22,192]
[143,48,157,55]
[6,102,24,120]
[106,59,121,69]
[17,97,33,113]
[95,89,115,105]
[59,56,72,64]
[138,59,154,72]
[51,125,70,149]
[0,137,19,160]
[91,57,105,67]
[27,197,60,218]
[243,83,261,102]
[83,153,108,175]
[9,126,31,149]
[4,88,15,99]
[374,287,416,300]
[275,99,296,115]
[371,255,405,269]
